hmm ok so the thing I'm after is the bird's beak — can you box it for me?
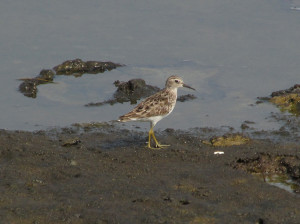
[183,83,196,91]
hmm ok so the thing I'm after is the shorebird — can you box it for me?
[118,75,195,149]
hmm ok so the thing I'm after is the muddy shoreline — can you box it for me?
[1,124,300,224]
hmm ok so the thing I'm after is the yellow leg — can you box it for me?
[147,128,152,149]
[147,127,170,149]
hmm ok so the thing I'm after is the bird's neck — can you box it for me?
[165,87,178,99]
[169,87,178,93]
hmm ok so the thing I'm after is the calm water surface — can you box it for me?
[1,0,300,131]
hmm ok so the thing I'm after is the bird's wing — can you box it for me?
[119,90,174,121]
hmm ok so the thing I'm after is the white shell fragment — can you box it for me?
[214,151,224,155]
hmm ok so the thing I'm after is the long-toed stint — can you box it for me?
[118,75,195,149]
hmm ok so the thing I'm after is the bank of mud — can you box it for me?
[1,125,300,224]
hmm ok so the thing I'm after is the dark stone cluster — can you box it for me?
[18,59,123,98]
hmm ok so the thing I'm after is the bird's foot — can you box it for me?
[155,143,170,149]
[146,142,169,149]
[146,146,160,150]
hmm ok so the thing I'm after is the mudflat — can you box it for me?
[1,125,300,224]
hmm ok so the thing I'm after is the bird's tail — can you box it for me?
[118,115,131,122]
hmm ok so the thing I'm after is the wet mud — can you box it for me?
[202,133,250,147]
[1,125,300,223]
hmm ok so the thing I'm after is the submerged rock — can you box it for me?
[19,80,38,98]
[85,78,160,106]
[263,84,300,116]
[53,59,86,75]
[18,59,124,98]
[38,69,55,82]
[86,78,197,107]
[53,58,123,76]
[86,61,122,73]
[202,133,250,147]
[270,94,300,115]
[18,69,55,98]
[177,94,197,102]
[114,79,160,104]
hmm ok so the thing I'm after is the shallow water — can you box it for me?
[265,174,300,195]
[1,0,300,131]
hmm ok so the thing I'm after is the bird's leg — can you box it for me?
[147,128,153,149]
[150,128,170,149]
[147,127,160,149]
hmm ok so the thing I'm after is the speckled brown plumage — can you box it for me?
[118,75,195,149]
[119,88,177,121]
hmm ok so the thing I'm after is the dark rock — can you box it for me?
[241,123,249,130]
[53,58,123,75]
[271,84,300,97]
[259,84,300,116]
[18,58,124,98]
[86,79,160,107]
[86,61,123,74]
[18,69,55,98]
[114,79,160,104]
[38,69,55,82]
[53,58,87,75]
[177,94,197,102]
[19,80,38,98]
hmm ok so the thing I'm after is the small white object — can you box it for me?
[290,6,300,11]
[214,151,224,155]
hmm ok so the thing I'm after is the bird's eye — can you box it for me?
[175,80,179,83]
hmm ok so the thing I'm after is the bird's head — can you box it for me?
[165,75,195,90]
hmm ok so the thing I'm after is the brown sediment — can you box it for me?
[202,133,250,146]
[1,126,300,223]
